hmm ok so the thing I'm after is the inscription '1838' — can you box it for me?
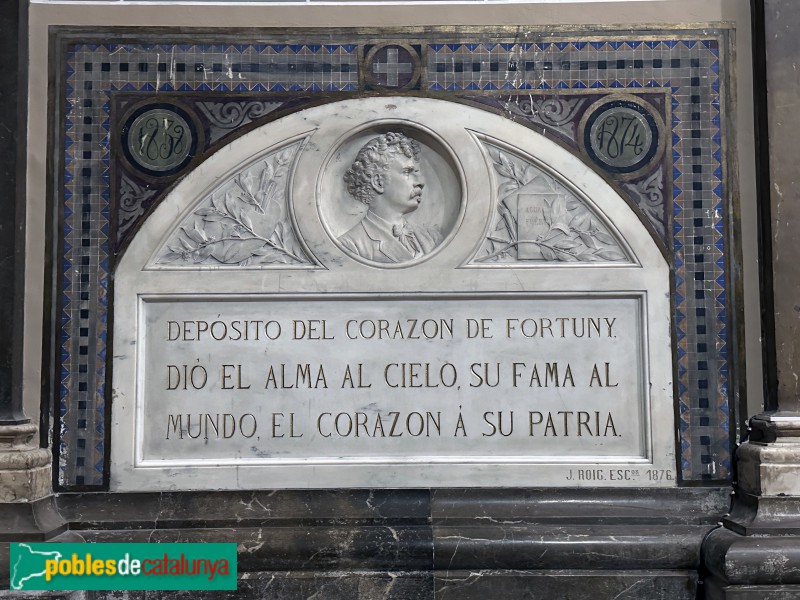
[124,106,195,175]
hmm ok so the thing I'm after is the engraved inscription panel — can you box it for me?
[517,194,551,258]
[139,295,646,464]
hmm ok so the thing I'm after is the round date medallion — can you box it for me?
[122,105,197,177]
[580,97,663,178]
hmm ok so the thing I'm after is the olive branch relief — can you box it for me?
[159,144,309,266]
[478,148,627,263]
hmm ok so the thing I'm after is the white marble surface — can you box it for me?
[111,97,674,490]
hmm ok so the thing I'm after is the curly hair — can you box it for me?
[344,132,420,205]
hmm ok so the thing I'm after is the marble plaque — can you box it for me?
[141,295,643,461]
[111,97,675,490]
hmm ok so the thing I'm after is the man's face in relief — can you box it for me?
[377,155,425,216]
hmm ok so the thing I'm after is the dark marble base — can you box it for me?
[1,488,730,598]
[436,570,697,599]
[722,491,800,535]
[0,497,68,589]
[0,570,697,600]
[705,577,800,600]
[0,571,698,599]
[702,526,800,599]
[0,497,66,543]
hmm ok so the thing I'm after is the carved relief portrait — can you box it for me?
[319,127,462,266]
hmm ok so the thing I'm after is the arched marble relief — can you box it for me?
[112,97,674,492]
[470,137,633,266]
[150,138,314,268]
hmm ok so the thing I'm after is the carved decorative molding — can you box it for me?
[623,169,666,239]
[118,175,158,241]
[154,140,312,267]
[197,101,284,144]
[504,97,586,141]
[472,143,631,264]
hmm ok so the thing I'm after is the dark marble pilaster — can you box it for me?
[763,0,800,412]
[705,417,800,598]
[0,1,64,587]
[702,2,800,597]
[0,0,26,427]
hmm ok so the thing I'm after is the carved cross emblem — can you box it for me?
[369,45,417,88]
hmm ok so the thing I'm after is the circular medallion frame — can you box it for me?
[316,121,465,269]
[363,43,421,90]
[120,101,202,178]
[579,95,665,181]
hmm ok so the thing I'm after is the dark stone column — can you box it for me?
[0,0,26,427]
[0,0,53,499]
[764,1,800,413]
[703,2,800,597]
[0,0,64,586]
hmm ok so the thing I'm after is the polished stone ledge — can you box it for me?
[431,487,729,524]
[0,488,730,598]
[433,524,708,570]
[705,578,800,600]
[56,487,730,530]
[70,526,433,572]
[704,527,800,586]
[0,570,699,600]
[56,489,431,530]
[435,570,697,599]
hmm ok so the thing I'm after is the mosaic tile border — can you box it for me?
[55,31,730,488]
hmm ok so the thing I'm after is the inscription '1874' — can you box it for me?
[586,104,656,173]
[595,114,644,160]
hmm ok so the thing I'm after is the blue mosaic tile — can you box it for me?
[57,32,731,488]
